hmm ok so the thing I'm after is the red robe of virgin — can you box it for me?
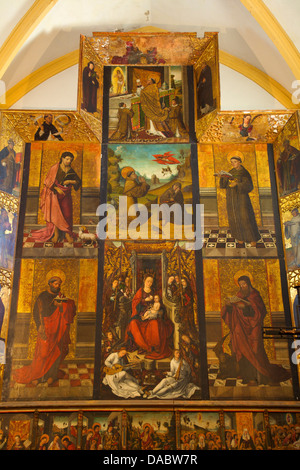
[13,296,76,384]
[125,288,173,360]
[221,287,291,383]
[31,162,74,242]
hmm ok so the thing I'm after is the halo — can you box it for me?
[121,166,134,179]
[112,67,125,90]
[227,150,244,164]
[46,269,66,286]
[233,269,253,287]
[40,434,49,443]
[92,422,101,430]
[112,66,124,76]
[142,423,154,433]
[55,114,72,127]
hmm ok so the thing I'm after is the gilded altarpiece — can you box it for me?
[0,30,297,450]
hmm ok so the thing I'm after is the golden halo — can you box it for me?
[227,150,244,164]
[41,434,49,443]
[112,67,125,88]
[233,269,253,287]
[142,423,154,433]
[55,114,71,127]
[46,269,66,286]
[112,66,124,77]
[92,422,101,430]
[121,166,134,179]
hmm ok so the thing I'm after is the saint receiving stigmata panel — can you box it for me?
[104,143,197,241]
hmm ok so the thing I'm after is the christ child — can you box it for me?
[142,294,162,320]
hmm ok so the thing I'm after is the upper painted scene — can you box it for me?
[107,65,191,143]
[77,31,220,142]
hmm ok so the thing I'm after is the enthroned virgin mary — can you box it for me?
[125,275,174,360]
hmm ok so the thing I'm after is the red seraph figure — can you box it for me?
[152,151,180,165]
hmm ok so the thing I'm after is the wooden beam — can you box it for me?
[0,47,297,110]
[240,0,300,78]
[220,50,299,109]
[0,0,59,79]
[0,50,79,109]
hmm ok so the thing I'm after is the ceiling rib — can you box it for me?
[0,48,296,110]
[220,50,299,109]
[0,0,59,79]
[0,21,298,109]
[240,0,300,79]
[0,50,79,109]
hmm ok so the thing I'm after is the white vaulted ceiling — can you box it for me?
[0,0,300,112]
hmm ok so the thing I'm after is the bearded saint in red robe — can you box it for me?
[125,275,174,360]
[13,276,76,386]
[221,275,291,385]
[31,151,81,244]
